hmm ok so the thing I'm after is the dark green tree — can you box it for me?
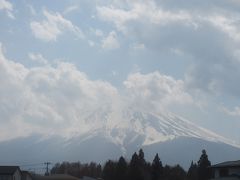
[115,156,128,180]
[197,149,211,180]
[138,149,151,180]
[102,160,116,180]
[187,161,198,180]
[128,152,144,180]
[151,153,163,180]
[88,162,102,178]
[170,165,186,180]
[139,149,146,166]
[163,165,186,180]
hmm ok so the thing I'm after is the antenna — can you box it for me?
[44,162,51,176]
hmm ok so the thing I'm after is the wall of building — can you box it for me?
[229,167,240,176]
[214,169,220,178]
[212,167,240,179]
[0,175,12,180]
[24,174,32,180]
[210,178,239,180]
[13,170,21,180]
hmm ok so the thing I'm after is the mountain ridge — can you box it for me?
[0,110,239,169]
[69,110,239,150]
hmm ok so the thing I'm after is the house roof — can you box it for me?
[0,166,20,175]
[22,171,31,174]
[211,160,240,168]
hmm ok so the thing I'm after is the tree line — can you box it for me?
[50,149,211,180]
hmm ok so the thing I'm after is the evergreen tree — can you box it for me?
[163,165,186,180]
[102,160,116,180]
[115,156,128,180]
[187,161,198,180]
[88,162,101,178]
[197,149,211,180]
[170,165,186,180]
[151,153,163,180]
[139,149,146,166]
[128,152,144,180]
[139,149,151,179]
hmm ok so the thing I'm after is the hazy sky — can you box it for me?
[1,0,240,143]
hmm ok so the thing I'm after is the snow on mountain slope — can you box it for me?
[0,109,239,168]
[70,109,240,152]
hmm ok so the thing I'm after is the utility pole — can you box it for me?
[44,162,51,176]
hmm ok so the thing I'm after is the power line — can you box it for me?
[17,162,49,175]
[44,162,51,176]
[20,163,44,167]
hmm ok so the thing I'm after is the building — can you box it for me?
[80,177,98,180]
[32,174,80,180]
[32,174,100,180]
[210,160,240,180]
[0,166,22,180]
[21,171,32,180]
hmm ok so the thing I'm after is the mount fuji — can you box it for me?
[0,109,239,169]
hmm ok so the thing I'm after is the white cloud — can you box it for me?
[27,4,36,16]
[89,28,104,37]
[0,0,11,10]
[170,48,184,56]
[101,31,120,50]
[0,42,196,141]
[221,106,240,117]
[30,9,84,42]
[131,43,145,50]
[0,0,14,19]
[208,15,240,42]
[28,52,48,65]
[96,1,240,98]
[95,29,104,37]
[0,43,119,141]
[63,5,79,15]
[97,1,194,33]
[124,72,193,112]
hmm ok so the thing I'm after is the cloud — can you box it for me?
[208,14,240,42]
[183,19,240,98]
[0,43,118,141]
[96,0,240,100]
[131,43,145,50]
[97,1,194,33]
[94,29,104,37]
[0,0,14,19]
[0,42,196,141]
[101,31,120,50]
[124,72,193,112]
[63,5,79,15]
[28,52,48,65]
[27,4,36,16]
[30,9,84,42]
[221,106,240,117]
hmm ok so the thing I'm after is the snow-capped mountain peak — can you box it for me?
[75,109,240,150]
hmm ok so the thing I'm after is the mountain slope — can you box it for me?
[77,110,239,150]
[0,110,239,169]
